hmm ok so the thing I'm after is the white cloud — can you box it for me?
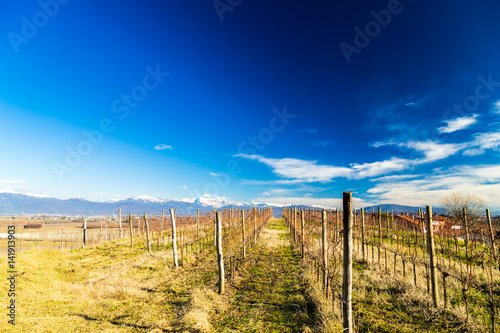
[0,179,26,184]
[371,174,422,182]
[492,100,500,114]
[312,140,334,148]
[369,140,398,148]
[368,164,500,207]
[178,185,188,190]
[471,132,500,151]
[438,114,478,133]
[405,141,465,163]
[299,128,320,134]
[350,157,411,178]
[153,144,172,151]
[235,154,352,182]
[235,154,413,182]
[253,196,369,209]
[463,148,484,156]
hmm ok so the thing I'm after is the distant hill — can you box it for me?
[0,193,496,217]
[0,193,277,216]
[361,204,447,215]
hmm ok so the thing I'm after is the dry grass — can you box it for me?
[0,235,219,332]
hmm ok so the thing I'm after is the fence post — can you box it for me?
[486,209,498,270]
[343,192,353,332]
[144,213,151,253]
[322,209,328,293]
[119,208,123,240]
[213,209,217,247]
[161,209,165,234]
[82,219,87,249]
[293,206,297,243]
[378,207,382,265]
[301,209,305,259]
[426,205,439,307]
[129,214,133,247]
[197,208,200,237]
[242,210,246,259]
[254,207,257,244]
[335,209,339,243]
[361,207,366,261]
[170,209,179,268]
[216,211,225,294]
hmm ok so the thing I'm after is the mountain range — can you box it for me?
[0,192,466,217]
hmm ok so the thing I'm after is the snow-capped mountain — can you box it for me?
[0,192,267,215]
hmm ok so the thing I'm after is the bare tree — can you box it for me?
[440,193,486,228]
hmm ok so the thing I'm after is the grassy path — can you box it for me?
[211,218,318,332]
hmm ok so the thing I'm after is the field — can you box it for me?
[0,206,498,332]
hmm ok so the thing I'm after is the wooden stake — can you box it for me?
[170,209,179,268]
[322,209,328,293]
[197,208,200,237]
[144,213,151,253]
[361,207,366,261]
[342,192,353,333]
[242,210,246,259]
[254,207,257,244]
[83,219,87,249]
[301,209,305,259]
[118,208,123,240]
[216,211,225,294]
[129,214,133,247]
[486,209,498,270]
[293,206,297,242]
[426,206,439,307]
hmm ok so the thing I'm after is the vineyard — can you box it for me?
[0,193,499,332]
[284,193,500,332]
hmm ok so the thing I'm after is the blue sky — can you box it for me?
[1,0,500,209]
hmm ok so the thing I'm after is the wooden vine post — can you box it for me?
[118,208,123,240]
[242,210,246,259]
[486,209,498,270]
[342,192,353,332]
[216,211,225,294]
[335,209,339,242]
[293,206,297,243]
[197,208,200,237]
[129,213,133,247]
[378,207,382,265]
[426,205,439,307]
[361,207,366,261]
[301,209,305,259]
[254,207,257,244]
[144,212,151,253]
[161,209,165,233]
[170,208,179,268]
[322,209,328,293]
[83,218,87,249]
